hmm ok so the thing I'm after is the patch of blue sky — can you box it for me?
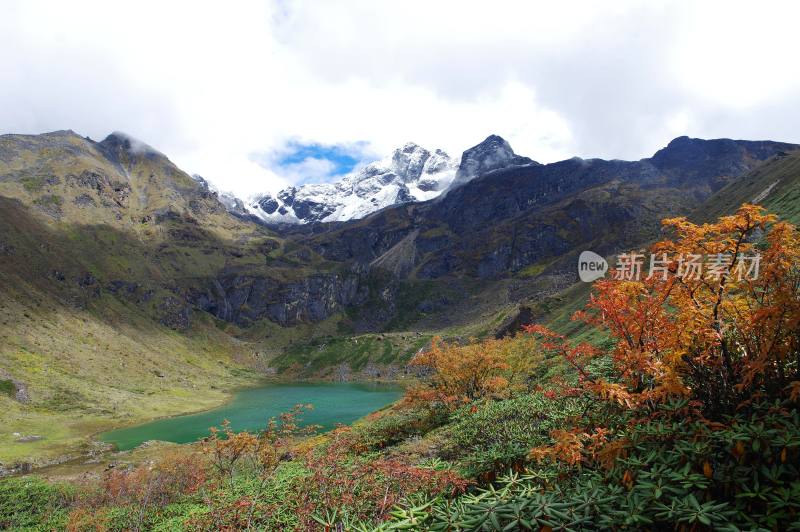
[275,141,372,184]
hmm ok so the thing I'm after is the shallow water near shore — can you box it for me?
[100,382,402,451]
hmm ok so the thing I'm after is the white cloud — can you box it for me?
[268,157,338,186]
[1,0,799,197]
[669,1,800,109]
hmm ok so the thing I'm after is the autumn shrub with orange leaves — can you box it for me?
[189,404,319,530]
[202,404,316,485]
[525,205,800,456]
[406,333,549,411]
[515,205,800,529]
[44,406,321,531]
[518,207,800,470]
[64,450,207,531]
[564,204,800,418]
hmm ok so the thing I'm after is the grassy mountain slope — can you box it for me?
[0,196,260,463]
[0,131,302,464]
[694,149,800,224]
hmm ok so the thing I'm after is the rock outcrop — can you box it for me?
[189,271,368,327]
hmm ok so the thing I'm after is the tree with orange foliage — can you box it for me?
[575,204,800,416]
[406,336,511,410]
[528,204,800,464]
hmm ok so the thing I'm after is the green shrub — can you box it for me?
[20,175,47,192]
[441,394,582,477]
[0,379,15,398]
[32,194,62,207]
[351,408,446,451]
[0,477,72,530]
[378,401,800,531]
[187,461,308,531]
[149,502,209,532]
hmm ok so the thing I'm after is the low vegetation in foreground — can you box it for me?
[2,204,799,531]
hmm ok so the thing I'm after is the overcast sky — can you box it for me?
[2,0,799,197]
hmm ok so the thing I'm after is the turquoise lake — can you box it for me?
[100,382,402,451]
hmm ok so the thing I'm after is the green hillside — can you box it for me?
[695,149,800,224]
[0,132,300,464]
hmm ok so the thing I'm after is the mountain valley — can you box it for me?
[0,128,798,467]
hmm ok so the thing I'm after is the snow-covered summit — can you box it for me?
[247,142,459,224]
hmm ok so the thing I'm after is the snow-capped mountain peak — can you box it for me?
[247,143,459,224]
[239,135,537,225]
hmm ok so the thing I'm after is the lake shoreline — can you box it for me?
[90,373,409,448]
[99,379,403,451]
[9,371,408,478]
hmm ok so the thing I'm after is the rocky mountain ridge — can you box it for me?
[451,134,537,188]
[1,130,797,335]
[294,136,798,278]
